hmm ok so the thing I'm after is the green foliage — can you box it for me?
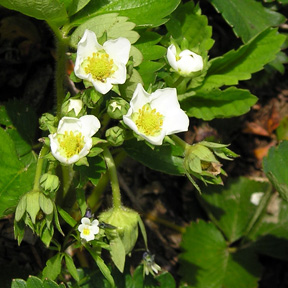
[0,128,36,217]
[11,276,66,288]
[70,14,139,48]
[200,177,271,243]
[263,140,288,201]
[123,138,185,175]
[200,28,286,90]
[71,0,181,27]
[0,0,68,26]
[181,87,257,120]
[179,220,262,288]
[209,0,286,43]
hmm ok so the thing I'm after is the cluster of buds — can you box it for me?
[184,141,238,191]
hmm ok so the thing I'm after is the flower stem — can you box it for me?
[170,135,189,151]
[172,76,185,88]
[33,145,49,191]
[103,147,122,209]
[47,23,69,118]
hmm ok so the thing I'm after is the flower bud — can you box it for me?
[107,97,129,119]
[105,126,125,146]
[40,173,60,193]
[99,207,139,254]
[39,113,57,133]
[61,98,84,117]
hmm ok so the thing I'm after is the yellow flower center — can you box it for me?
[58,131,85,158]
[133,104,164,136]
[83,227,91,236]
[83,51,115,82]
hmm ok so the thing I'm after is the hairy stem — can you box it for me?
[103,148,122,209]
[33,145,49,191]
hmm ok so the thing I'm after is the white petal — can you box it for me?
[178,50,203,73]
[81,217,91,225]
[104,37,131,65]
[68,99,83,116]
[167,44,178,71]
[91,79,113,95]
[79,115,101,137]
[162,108,189,135]
[109,63,127,85]
[57,117,82,134]
[130,83,151,111]
[74,30,103,78]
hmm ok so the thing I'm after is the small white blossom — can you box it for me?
[142,252,161,276]
[74,29,131,94]
[123,83,189,145]
[167,44,203,76]
[67,99,83,116]
[78,217,99,242]
[49,115,100,165]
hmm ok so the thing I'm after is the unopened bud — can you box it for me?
[105,126,125,146]
[107,97,129,119]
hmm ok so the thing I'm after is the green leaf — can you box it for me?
[263,140,288,201]
[70,14,139,48]
[43,278,62,288]
[209,0,286,43]
[109,235,126,273]
[42,253,63,280]
[39,193,54,215]
[26,275,43,288]
[26,191,40,224]
[201,28,286,90]
[57,206,77,227]
[179,220,262,288]
[0,128,36,218]
[66,0,91,16]
[41,225,54,247]
[166,2,214,51]
[72,0,181,27]
[11,279,27,288]
[123,138,185,176]
[181,87,257,120]
[0,0,68,26]
[65,254,80,282]
[85,245,115,287]
[137,61,165,88]
[200,177,271,243]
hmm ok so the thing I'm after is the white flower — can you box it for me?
[167,44,203,76]
[67,99,83,116]
[49,115,100,165]
[250,192,264,206]
[78,217,99,242]
[74,29,131,94]
[123,83,189,145]
[142,251,161,276]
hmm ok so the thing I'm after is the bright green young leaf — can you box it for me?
[42,253,63,280]
[0,128,36,217]
[180,87,257,120]
[200,177,271,243]
[123,138,185,175]
[11,279,27,288]
[263,140,288,201]
[72,0,180,27]
[57,206,77,227]
[0,0,68,26]
[70,14,139,48]
[200,28,286,90]
[109,236,126,273]
[26,275,43,288]
[179,220,262,288]
[137,61,165,88]
[65,254,80,282]
[166,2,214,51]
[209,0,286,43]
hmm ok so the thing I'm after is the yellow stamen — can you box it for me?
[58,131,85,158]
[83,51,115,82]
[133,104,164,136]
[83,227,91,236]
